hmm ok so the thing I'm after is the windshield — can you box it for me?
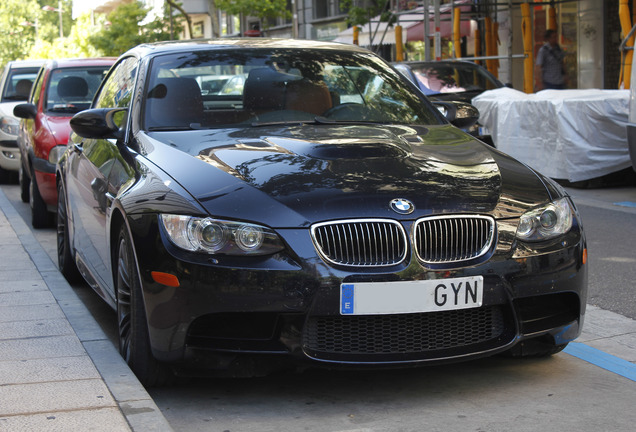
[1,68,40,102]
[143,49,444,131]
[405,63,501,96]
[45,66,111,114]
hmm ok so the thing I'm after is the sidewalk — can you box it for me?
[0,190,172,431]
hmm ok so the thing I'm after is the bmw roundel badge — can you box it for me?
[390,198,415,215]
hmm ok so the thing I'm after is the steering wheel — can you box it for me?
[323,103,367,120]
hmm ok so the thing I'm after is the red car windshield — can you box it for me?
[45,67,111,114]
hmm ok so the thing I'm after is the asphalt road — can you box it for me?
[2,181,636,432]
[565,187,636,320]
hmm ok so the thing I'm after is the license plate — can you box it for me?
[340,276,483,315]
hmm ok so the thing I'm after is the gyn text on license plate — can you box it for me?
[340,276,483,315]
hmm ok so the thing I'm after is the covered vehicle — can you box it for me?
[57,39,587,386]
[0,59,44,182]
[14,58,115,228]
[394,60,504,144]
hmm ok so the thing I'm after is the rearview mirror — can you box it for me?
[13,103,37,120]
[432,101,480,129]
[70,108,127,140]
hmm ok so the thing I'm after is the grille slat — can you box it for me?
[311,219,407,267]
[414,215,495,264]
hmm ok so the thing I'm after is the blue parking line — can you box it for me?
[614,201,636,208]
[564,342,636,382]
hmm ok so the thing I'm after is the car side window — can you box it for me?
[95,57,138,128]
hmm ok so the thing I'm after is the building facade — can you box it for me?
[73,0,627,91]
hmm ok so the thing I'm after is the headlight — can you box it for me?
[48,145,67,164]
[160,214,285,256]
[516,197,573,241]
[0,116,19,136]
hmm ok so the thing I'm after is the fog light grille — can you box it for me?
[303,306,504,355]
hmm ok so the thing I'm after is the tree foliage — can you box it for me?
[30,13,100,59]
[215,0,291,30]
[89,1,175,57]
[0,0,39,65]
[340,0,395,28]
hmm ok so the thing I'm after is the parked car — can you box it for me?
[394,60,504,145]
[13,57,115,228]
[0,59,45,183]
[58,39,587,386]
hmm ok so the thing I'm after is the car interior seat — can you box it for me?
[14,79,33,99]
[243,67,332,116]
[57,76,89,101]
[146,77,204,128]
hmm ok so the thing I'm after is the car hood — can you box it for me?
[143,124,551,226]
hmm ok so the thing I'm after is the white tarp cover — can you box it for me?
[472,87,633,182]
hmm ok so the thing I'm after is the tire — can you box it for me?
[56,181,81,283]
[0,166,10,184]
[30,173,52,229]
[19,164,30,203]
[116,225,173,387]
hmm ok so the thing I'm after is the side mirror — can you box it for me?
[70,108,127,140]
[13,103,37,120]
[433,101,480,129]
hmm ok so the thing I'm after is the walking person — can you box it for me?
[535,29,567,90]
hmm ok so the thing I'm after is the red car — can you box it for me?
[14,58,115,228]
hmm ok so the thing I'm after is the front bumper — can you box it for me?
[0,140,21,172]
[128,213,587,371]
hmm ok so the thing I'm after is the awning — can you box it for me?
[333,3,473,46]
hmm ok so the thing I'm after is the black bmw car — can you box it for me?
[57,39,587,386]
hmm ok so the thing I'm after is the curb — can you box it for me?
[0,189,173,431]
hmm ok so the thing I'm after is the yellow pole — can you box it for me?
[353,26,360,46]
[521,3,533,93]
[395,25,404,61]
[493,22,500,78]
[474,28,481,65]
[619,0,633,89]
[547,5,557,31]
[485,17,494,74]
[453,7,461,58]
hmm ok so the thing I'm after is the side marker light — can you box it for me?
[151,271,180,287]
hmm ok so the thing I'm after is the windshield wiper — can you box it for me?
[250,119,319,127]
[251,116,382,127]
[147,123,204,131]
[48,106,83,114]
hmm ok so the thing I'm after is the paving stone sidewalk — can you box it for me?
[0,190,172,431]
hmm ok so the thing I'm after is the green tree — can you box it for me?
[340,0,394,28]
[89,1,175,57]
[0,0,39,65]
[30,13,100,59]
[38,0,74,41]
[215,0,291,31]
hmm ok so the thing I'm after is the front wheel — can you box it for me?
[30,173,52,229]
[19,164,30,203]
[116,225,173,387]
[56,180,81,282]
